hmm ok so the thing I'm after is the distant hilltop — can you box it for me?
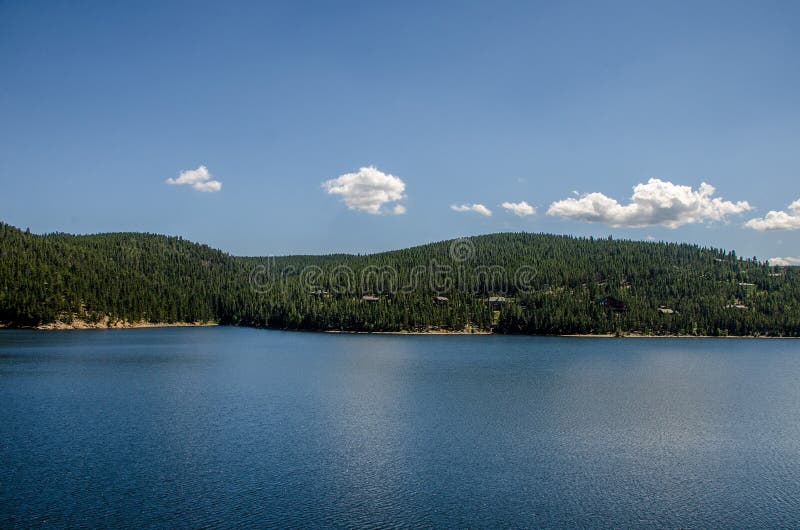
[1,222,798,336]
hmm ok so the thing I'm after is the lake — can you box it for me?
[1,328,799,527]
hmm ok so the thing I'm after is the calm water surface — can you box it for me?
[1,328,799,528]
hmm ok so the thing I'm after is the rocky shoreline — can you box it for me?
[0,317,218,330]
[1,321,796,337]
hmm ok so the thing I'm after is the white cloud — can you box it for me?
[546,179,751,228]
[450,203,492,216]
[768,256,800,266]
[745,199,800,231]
[501,201,536,217]
[322,166,406,215]
[166,165,222,192]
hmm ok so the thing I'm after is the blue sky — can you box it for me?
[1,1,798,260]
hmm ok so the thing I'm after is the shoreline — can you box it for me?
[0,320,219,331]
[1,322,796,338]
[327,331,798,339]
[561,333,798,339]
[323,329,493,335]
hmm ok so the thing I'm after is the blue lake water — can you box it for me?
[1,327,799,528]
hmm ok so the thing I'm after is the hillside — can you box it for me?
[1,222,799,336]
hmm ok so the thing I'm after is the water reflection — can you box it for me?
[1,329,799,527]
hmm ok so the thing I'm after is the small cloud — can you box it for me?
[322,166,406,215]
[547,179,751,228]
[166,165,222,192]
[768,256,800,266]
[745,199,800,231]
[501,201,536,217]
[645,235,656,241]
[450,203,492,216]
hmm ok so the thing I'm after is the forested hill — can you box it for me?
[2,222,799,336]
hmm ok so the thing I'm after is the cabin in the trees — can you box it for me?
[434,296,449,305]
[725,302,748,310]
[361,295,380,302]
[486,296,508,309]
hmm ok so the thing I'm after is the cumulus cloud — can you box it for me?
[322,166,406,215]
[166,165,222,192]
[501,201,536,217]
[451,203,492,216]
[768,256,800,266]
[745,199,800,231]
[546,179,751,228]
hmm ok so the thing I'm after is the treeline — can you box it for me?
[1,222,799,336]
